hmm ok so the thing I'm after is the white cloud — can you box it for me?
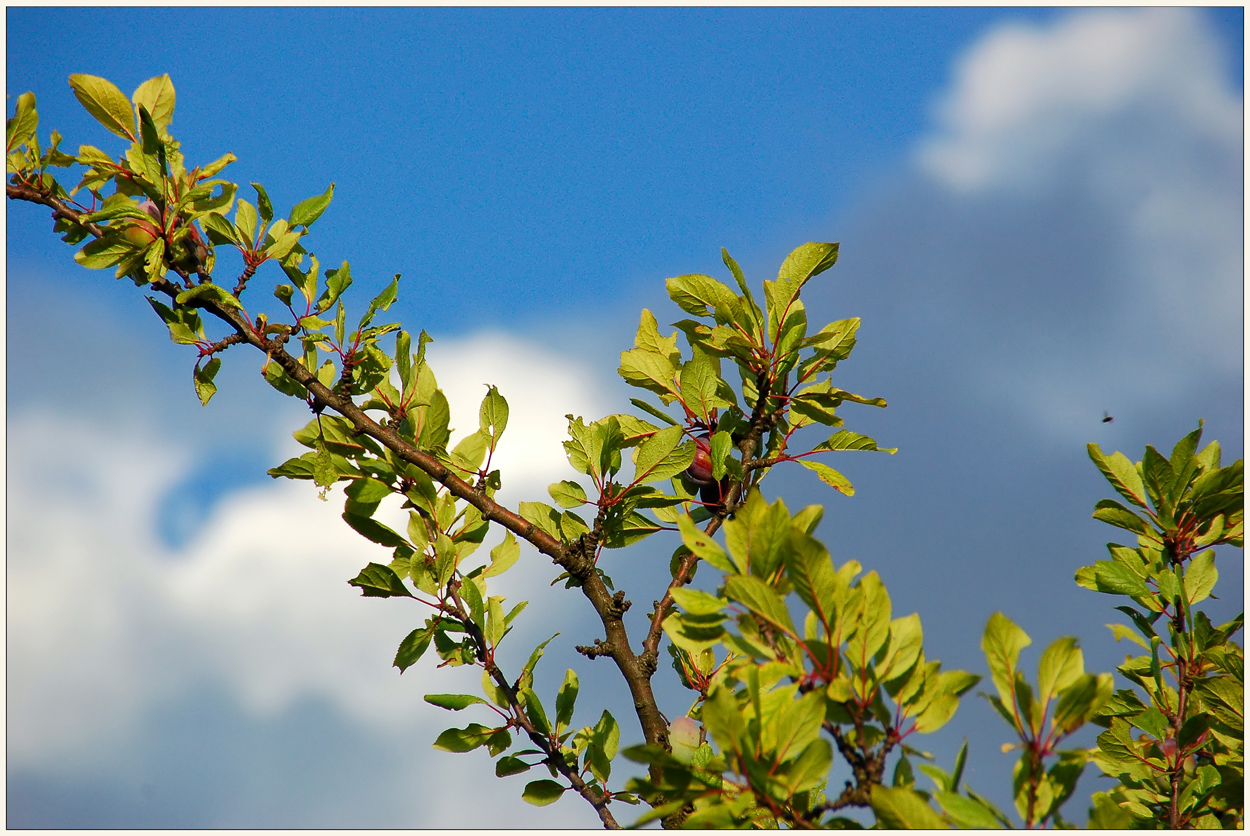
[900,7,1242,442]
[6,331,610,801]
[919,8,1240,195]
[426,330,607,505]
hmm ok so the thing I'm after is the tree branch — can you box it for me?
[9,178,673,791]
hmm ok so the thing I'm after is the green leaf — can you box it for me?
[348,562,414,598]
[201,211,241,246]
[812,429,896,454]
[175,283,243,311]
[632,425,693,485]
[799,459,854,495]
[1133,706,1169,740]
[345,476,392,507]
[479,384,509,440]
[548,480,588,509]
[778,241,839,286]
[193,357,221,406]
[666,273,739,319]
[801,317,859,355]
[75,236,132,270]
[1092,560,1152,597]
[1037,636,1083,705]
[628,397,678,427]
[484,596,507,647]
[484,533,520,578]
[68,74,135,140]
[265,226,302,261]
[981,612,1030,713]
[934,791,1004,829]
[234,198,258,246]
[618,348,680,404]
[877,613,924,683]
[670,586,728,617]
[432,723,493,753]
[1178,712,1210,750]
[7,91,37,152]
[725,575,796,635]
[131,74,175,131]
[709,430,736,480]
[495,756,531,777]
[1091,499,1152,535]
[521,688,551,736]
[1183,550,1217,605]
[199,152,237,179]
[679,346,732,421]
[518,501,562,541]
[290,182,335,228]
[677,513,738,574]
[1088,443,1149,509]
[425,693,488,711]
[360,273,400,329]
[701,685,746,751]
[555,668,579,731]
[1052,673,1111,735]
[847,570,892,667]
[870,785,948,829]
[786,737,833,795]
[461,575,485,628]
[393,627,432,672]
[342,512,407,549]
[521,779,566,807]
[517,634,558,693]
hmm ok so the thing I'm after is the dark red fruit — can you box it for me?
[686,435,715,486]
[699,477,730,508]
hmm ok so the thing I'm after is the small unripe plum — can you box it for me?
[686,435,715,486]
[668,716,701,765]
[123,200,163,248]
[123,219,160,247]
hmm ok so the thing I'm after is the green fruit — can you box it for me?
[122,219,159,248]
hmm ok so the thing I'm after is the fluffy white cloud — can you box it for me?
[919,8,1240,195]
[6,332,609,792]
[425,330,607,504]
[900,7,1241,442]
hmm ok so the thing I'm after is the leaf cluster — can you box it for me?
[1077,424,1243,829]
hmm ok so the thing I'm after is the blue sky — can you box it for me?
[7,7,1243,828]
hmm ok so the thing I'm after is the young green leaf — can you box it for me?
[348,562,414,598]
[870,785,947,829]
[632,425,693,485]
[69,74,136,140]
[290,182,335,228]
[393,626,433,672]
[479,385,509,441]
[982,612,1031,711]
[132,74,175,131]
[1087,443,1150,509]
[7,91,37,153]
[799,459,855,495]
[425,693,489,711]
[433,723,494,753]
[521,779,566,807]
[193,357,221,406]
[555,668,579,731]
[666,273,738,319]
